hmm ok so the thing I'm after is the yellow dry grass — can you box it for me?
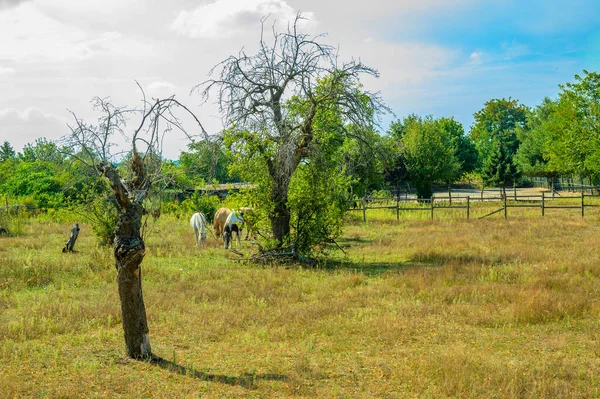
[1,209,600,398]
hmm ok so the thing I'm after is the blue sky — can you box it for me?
[0,0,598,158]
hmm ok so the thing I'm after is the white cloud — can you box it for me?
[0,66,15,75]
[0,107,67,152]
[171,0,316,39]
[500,41,530,61]
[147,81,177,92]
[0,3,151,64]
[351,40,460,93]
[0,0,31,10]
[469,51,483,65]
[0,4,87,63]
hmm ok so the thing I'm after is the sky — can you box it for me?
[0,0,599,159]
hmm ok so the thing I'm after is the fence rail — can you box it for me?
[348,192,600,222]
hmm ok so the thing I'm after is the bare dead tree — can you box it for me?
[197,13,387,246]
[65,90,206,359]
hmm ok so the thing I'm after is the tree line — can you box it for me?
[2,72,597,206]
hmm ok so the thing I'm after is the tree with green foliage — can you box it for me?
[470,98,527,195]
[200,15,386,249]
[0,138,74,208]
[545,70,600,185]
[387,114,421,141]
[515,98,558,186]
[179,138,237,186]
[20,137,68,164]
[338,126,385,199]
[381,135,410,196]
[436,117,478,197]
[397,115,461,199]
[480,137,519,192]
[437,117,478,176]
[0,141,15,162]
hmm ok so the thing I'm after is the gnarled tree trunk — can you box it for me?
[268,155,294,247]
[270,198,291,246]
[100,156,152,359]
[114,202,151,359]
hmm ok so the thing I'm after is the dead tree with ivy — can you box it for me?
[66,91,206,359]
[198,14,387,248]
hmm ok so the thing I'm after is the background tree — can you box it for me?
[381,135,409,196]
[515,97,558,187]
[0,141,15,162]
[338,126,385,199]
[471,98,527,195]
[436,117,478,196]
[398,115,461,199]
[66,94,205,359]
[0,138,71,208]
[179,137,237,185]
[545,70,600,186]
[387,114,421,141]
[199,15,386,247]
[20,138,68,164]
[437,117,478,175]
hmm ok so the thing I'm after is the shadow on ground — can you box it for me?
[321,252,514,276]
[336,236,374,249]
[149,355,288,389]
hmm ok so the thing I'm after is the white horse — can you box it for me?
[223,211,244,249]
[190,212,207,245]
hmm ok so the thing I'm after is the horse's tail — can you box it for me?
[200,213,207,238]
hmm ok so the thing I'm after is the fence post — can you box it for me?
[581,192,585,217]
[430,196,434,220]
[362,198,367,223]
[396,197,399,221]
[503,194,507,219]
[466,196,470,220]
[541,191,545,216]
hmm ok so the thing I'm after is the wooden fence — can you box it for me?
[348,192,600,222]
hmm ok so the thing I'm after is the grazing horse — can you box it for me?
[190,212,207,245]
[213,207,232,239]
[223,211,245,249]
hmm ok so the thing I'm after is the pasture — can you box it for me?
[1,208,600,398]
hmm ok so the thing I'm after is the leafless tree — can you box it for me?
[66,89,206,359]
[198,14,387,246]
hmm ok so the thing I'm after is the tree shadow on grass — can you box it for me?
[149,355,288,389]
[321,252,514,277]
[319,259,417,276]
[410,251,513,267]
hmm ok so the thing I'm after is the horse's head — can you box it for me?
[223,226,231,249]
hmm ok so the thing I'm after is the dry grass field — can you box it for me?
[1,205,600,398]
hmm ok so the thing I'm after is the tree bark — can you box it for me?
[270,199,291,247]
[268,151,296,247]
[114,202,151,359]
[415,182,433,200]
[99,159,152,359]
